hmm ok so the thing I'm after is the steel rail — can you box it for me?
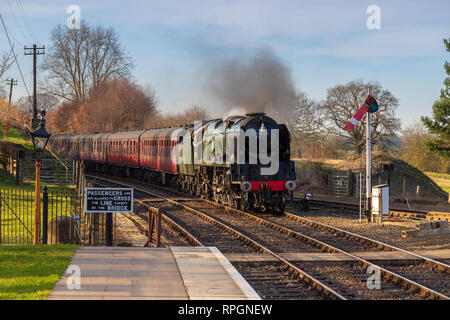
[307,199,449,221]
[283,211,450,273]
[85,174,346,300]
[203,199,449,300]
[134,198,203,247]
[85,173,449,299]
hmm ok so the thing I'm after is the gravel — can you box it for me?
[287,206,450,251]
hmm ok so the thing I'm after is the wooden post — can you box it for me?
[148,209,154,245]
[155,208,161,248]
[34,160,41,244]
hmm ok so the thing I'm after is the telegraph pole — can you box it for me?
[5,78,18,111]
[24,44,45,130]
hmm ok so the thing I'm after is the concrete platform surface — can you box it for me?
[47,246,260,300]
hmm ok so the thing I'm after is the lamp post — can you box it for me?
[30,109,51,244]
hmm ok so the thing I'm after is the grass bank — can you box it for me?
[425,172,450,194]
[0,124,33,150]
[0,244,77,300]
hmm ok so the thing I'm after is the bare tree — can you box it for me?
[284,90,325,158]
[88,25,132,89]
[0,49,14,98]
[15,93,59,112]
[36,93,59,110]
[40,21,132,102]
[289,90,324,138]
[323,80,401,154]
[147,106,210,128]
[0,49,14,80]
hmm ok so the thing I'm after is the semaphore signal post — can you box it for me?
[344,92,379,223]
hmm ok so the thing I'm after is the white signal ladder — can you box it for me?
[357,173,367,222]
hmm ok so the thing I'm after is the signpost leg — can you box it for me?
[146,209,154,247]
[106,212,113,246]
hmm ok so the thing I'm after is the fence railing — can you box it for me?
[328,171,368,197]
[0,187,114,245]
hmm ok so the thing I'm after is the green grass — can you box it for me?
[0,172,75,192]
[0,123,33,150]
[0,244,77,300]
[425,171,450,194]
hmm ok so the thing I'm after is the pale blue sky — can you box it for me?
[0,0,449,128]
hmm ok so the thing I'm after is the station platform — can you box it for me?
[47,246,260,300]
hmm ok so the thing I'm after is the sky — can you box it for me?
[0,0,449,129]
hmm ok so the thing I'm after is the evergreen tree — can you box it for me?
[421,38,450,159]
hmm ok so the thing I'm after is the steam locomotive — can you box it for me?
[50,112,296,213]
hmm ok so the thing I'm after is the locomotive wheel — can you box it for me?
[274,197,286,215]
[240,198,249,211]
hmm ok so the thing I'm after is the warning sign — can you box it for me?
[85,188,133,213]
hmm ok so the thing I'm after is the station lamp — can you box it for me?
[31,118,51,152]
[30,106,51,244]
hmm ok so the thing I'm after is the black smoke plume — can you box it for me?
[206,48,297,122]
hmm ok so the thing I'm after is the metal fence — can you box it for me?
[328,173,350,197]
[328,171,367,197]
[19,159,75,185]
[0,188,114,245]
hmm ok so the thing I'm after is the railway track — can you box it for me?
[88,175,340,299]
[84,173,449,300]
[304,199,450,221]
